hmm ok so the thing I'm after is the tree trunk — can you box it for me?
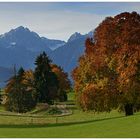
[124,104,134,116]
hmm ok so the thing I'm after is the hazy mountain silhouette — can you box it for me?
[0,26,93,87]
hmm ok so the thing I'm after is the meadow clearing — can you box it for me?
[0,92,139,138]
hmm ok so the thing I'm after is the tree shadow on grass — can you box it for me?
[0,115,126,129]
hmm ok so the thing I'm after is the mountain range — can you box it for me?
[0,67,14,87]
[0,26,93,87]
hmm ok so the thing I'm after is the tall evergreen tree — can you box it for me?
[34,52,58,104]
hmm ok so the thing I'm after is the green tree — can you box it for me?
[34,52,58,104]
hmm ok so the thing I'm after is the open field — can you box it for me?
[0,112,140,138]
[0,92,140,138]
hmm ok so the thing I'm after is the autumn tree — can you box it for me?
[114,12,140,114]
[4,67,36,113]
[23,70,35,92]
[72,12,140,116]
[51,64,71,101]
[34,52,59,104]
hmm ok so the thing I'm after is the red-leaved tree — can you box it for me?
[72,12,140,116]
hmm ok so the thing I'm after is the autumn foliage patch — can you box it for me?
[72,12,140,116]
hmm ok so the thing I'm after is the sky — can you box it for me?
[0,2,140,41]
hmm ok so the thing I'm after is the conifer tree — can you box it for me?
[34,52,58,104]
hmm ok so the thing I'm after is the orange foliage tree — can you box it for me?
[72,12,140,116]
[51,64,71,101]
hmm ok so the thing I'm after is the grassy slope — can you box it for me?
[0,92,140,138]
[0,112,140,138]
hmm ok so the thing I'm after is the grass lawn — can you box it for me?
[0,112,140,138]
[0,91,140,138]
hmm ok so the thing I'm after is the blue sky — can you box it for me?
[0,2,140,41]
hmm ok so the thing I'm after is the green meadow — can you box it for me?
[0,92,139,138]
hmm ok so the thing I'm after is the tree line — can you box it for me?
[3,52,71,113]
